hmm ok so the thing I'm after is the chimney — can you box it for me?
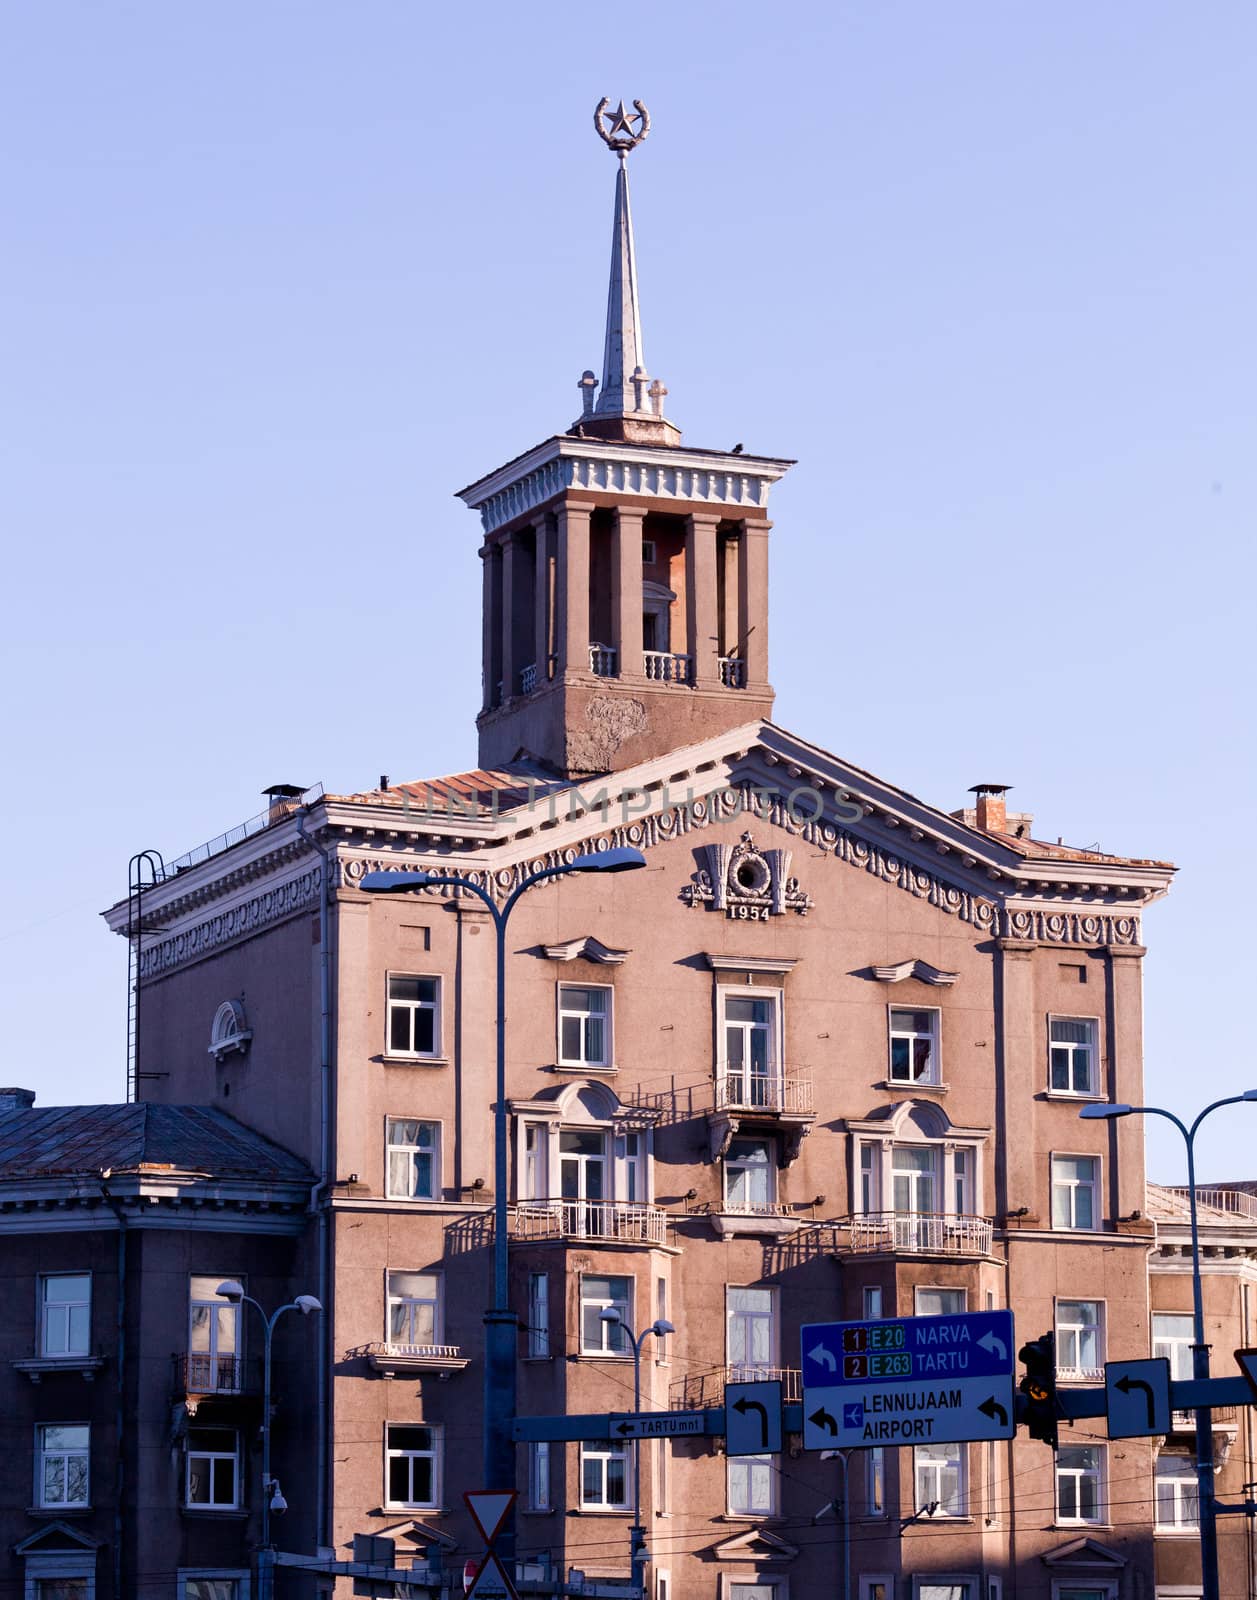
[0,1087,36,1112]
[969,783,1011,835]
[263,783,306,823]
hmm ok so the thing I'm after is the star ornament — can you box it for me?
[593,97,651,154]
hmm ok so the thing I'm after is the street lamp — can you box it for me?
[216,1280,322,1600]
[1079,1090,1257,1600]
[599,1309,675,1596]
[815,1448,854,1600]
[361,846,646,1562]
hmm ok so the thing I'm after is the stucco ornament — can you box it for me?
[682,832,813,920]
[568,695,649,773]
[593,97,650,155]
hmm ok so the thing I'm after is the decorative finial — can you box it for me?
[593,98,651,157]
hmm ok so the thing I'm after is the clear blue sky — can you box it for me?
[4,3,1254,1180]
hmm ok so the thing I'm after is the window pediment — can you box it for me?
[209,999,251,1063]
[711,1526,798,1562]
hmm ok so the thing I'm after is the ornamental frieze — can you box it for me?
[137,868,322,980]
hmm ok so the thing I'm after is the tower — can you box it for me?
[458,100,793,777]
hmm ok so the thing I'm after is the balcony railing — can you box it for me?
[353,1341,470,1377]
[520,662,537,695]
[719,656,746,688]
[643,650,693,684]
[589,643,618,677]
[1153,1184,1257,1221]
[1171,1406,1239,1430]
[511,1199,667,1246]
[846,1212,993,1257]
[1057,1365,1105,1385]
[671,1365,803,1411]
[173,1353,259,1397]
[715,1068,814,1116]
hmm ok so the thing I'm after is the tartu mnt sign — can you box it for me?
[802,1311,1016,1449]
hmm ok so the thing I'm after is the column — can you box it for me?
[555,499,593,676]
[995,939,1038,1220]
[737,518,771,688]
[500,532,518,701]
[720,529,741,659]
[684,513,721,687]
[1106,943,1148,1221]
[480,542,501,709]
[612,507,644,679]
[533,513,552,684]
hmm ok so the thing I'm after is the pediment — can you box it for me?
[15,1521,102,1554]
[369,1518,458,1552]
[871,958,958,987]
[541,935,631,965]
[711,1526,798,1562]
[1041,1535,1127,1569]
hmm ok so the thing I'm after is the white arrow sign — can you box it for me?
[808,1342,837,1372]
[978,1330,1007,1362]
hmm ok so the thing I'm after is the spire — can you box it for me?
[577,100,680,447]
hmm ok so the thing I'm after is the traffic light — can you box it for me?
[1018,1332,1059,1449]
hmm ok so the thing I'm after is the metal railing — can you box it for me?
[158,784,325,880]
[670,1365,803,1411]
[511,1200,667,1246]
[846,1212,993,1257]
[702,1199,796,1219]
[719,656,746,688]
[715,1067,814,1116]
[643,650,693,684]
[520,663,538,695]
[365,1341,464,1363]
[1152,1184,1257,1221]
[1057,1365,1105,1384]
[173,1353,259,1396]
[589,643,618,677]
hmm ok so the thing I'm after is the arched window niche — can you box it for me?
[208,999,252,1064]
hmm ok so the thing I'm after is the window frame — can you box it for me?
[39,1273,91,1359]
[1055,1444,1105,1526]
[853,1135,982,1220]
[914,1287,966,1317]
[1155,1452,1200,1533]
[1050,1153,1100,1231]
[888,1005,942,1087]
[579,1273,633,1356]
[384,1422,441,1511]
[184,1426,241,1511]
[1055,1298,1105,1382]
[1047,1014,1101,1097]
[580,1438,630,1510]
[385,1270,443,1348]
[718,985,784,1103]
[36,1422,91,1510]
[723,1135,777,1211]
[557,983,613,1069]
[385,1117,441,1200]
[727,1452,777,1517]
[188,1275,243,1392]
[385,971,442,1059]
[726,1285,777,1379]
[913,1441,967,1518]
[178,1574,250,1600]
[528,1272,550,1358]
[527,1440,552,1512]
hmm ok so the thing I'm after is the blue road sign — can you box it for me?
[725,1381,783,1457]
[1105,1358,1172,1439]
[802,1311,1016,1450]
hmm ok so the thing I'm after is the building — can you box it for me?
[7,102,1252,1600]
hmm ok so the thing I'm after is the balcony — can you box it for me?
[643,650,693,684]
[511,1199,668,1247]
[520,662,537,695]
[589,643,618,677]
[172,1353,261,1415]
[718,656,746,688]
[358,1341,469,1378]
[1057,1365,1105,1385]
[698,1200,803,1240]
[846,1212,993,1257]
[708,1066,816,1164]
[671,1365,803,1411]
[1170,1406,1239,1433]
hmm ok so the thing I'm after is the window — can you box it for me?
[893,1145,938,1214]
[722,992,779,1104]
[1051,1155,1098,1230]
[581,1439,629,1508]
[386,1118,439,1199]
[1050,1018,1098,1095]
[642,539,656,563]
[386,1272,441,1347]
[33,1583,92,1600]
[185,1428,240,1509]
[179,1577,247,1600]
[41,1274,90,1358]
[919,1587,976,1600]
[866,1447,886,1515]
[189,1277,241,1391]
[580,1275,631,1354]
[859,1580,893,1600]
[724,1137,775,1210]
[914,1443,966,1516]
[558,985,611,1067]
[915,1288,965,1317]
[528,1441,552,1511]
[1056,1446,1103,1523]
[863,1286,883,1319]
[37,1424,89,1508]
[1056,1301,1104,1380]
[1155,1454,1199,1530]
[528,1273,550,1358]
[728,1454,776,1515]
[386,1424,439,1508]
[387,974,439,1056]
[1153,1313,1196,1382]
[889,1009,940,1084]
[727,1287,775,1379]
[656,1277,669,1361]
[730,1587,782,1600]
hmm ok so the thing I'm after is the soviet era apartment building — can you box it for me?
[42,109,1252,1600]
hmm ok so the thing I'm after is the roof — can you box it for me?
[981,828,1173,870]
[0,1103,312,1183]
[328,759,571,819]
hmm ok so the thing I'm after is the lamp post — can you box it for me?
[815,1448,853,1600]
[361,846,646,1564]
[1080,1090,1257,1600]
[599,1309,675,1596]
[216,1280,322,1600]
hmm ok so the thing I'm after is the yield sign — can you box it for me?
[465,1551,519,1600]
[463,1489,516,1548]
